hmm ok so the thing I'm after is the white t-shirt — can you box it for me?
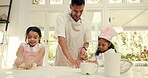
[90,49,115,66]
[20,43,44,53]
[54,12,92,66]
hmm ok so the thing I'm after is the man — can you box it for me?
[54,0,92,67]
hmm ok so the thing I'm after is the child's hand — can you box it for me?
[87,60,98,64]
[25,59,35,69]
[14,57,23,68]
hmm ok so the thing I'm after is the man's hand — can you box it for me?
[71,60,82,68]
[78,48,88,60]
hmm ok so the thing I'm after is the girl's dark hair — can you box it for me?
[95,38,116,56]
[25,26,42,43]
[71,0,85,6]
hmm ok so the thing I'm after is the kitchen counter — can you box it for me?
[0,66,148,78]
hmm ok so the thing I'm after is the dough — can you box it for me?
[13,63,37,70]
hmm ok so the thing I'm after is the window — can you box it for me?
[47,12,62,61]
[32,0,45,5]
[109,0,122,3]
[127,0,142,3]
[112,31,148,61]
[49,0,63,4]
[31,12,45,27]
[87,0,100,4]
[85,11,102,58]
[110,9,148,61]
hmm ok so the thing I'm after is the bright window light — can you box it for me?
[49,0,63,4]
[127,0,142,3]
[109,0,122,3]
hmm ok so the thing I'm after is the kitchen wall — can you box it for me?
[0,0,30,68]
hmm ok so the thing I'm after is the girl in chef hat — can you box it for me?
[87,26,133,74]
[81,26,116,62]
[94,26,117,66]
[86,26,117,65]
[96,26,117,54]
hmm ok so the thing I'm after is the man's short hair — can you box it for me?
[71,0,85,6]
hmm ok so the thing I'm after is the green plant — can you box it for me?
[121,46,148,61]
[112,31,148,61]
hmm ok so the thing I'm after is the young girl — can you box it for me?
[14,26,45,69]
[80,26,116,65]
[92,26,117,66]
[89,26,133,73]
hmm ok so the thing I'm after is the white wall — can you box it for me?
[6,0,31,68]
[0,0,30,68]
[9,0,30,39]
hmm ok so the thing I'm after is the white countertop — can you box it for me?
[0,66,148,78]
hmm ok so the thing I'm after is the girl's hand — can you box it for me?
[78,48,88,60]
[86,60,98,64]
[14,57,23,67]
[25,59,35,69]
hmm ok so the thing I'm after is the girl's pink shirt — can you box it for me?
[20,42,44,66]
